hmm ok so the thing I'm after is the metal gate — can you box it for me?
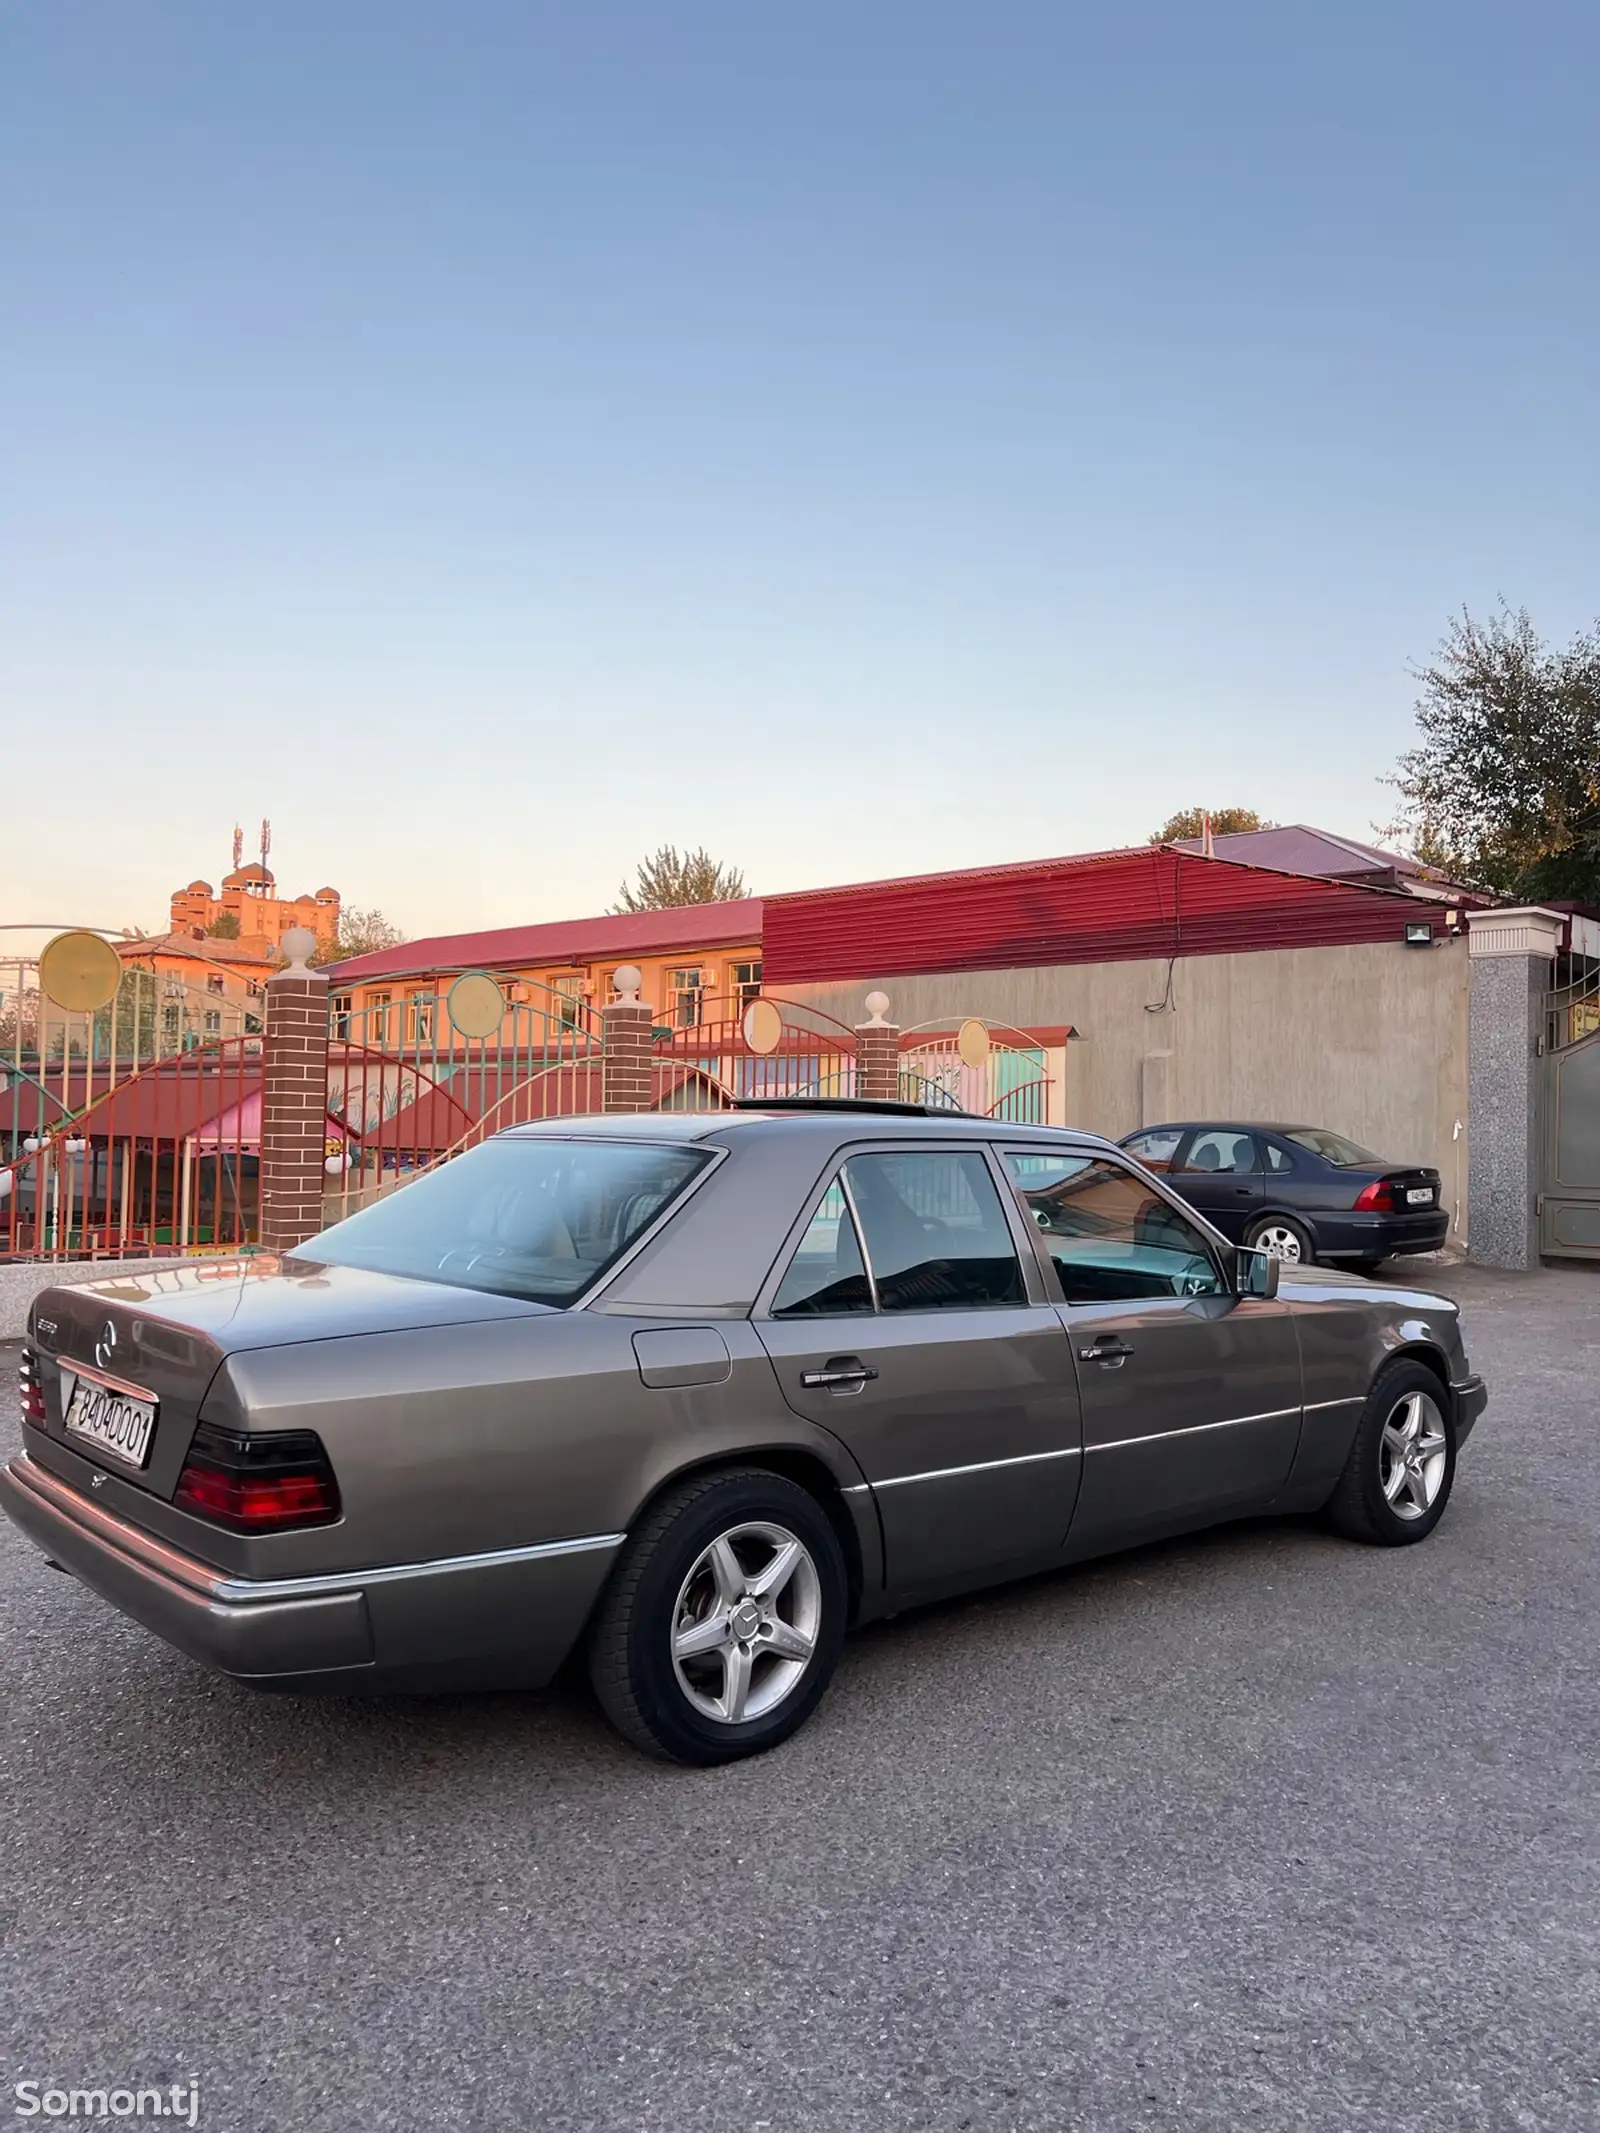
[322,979,605,1224]
[1541,1029,1600,1259]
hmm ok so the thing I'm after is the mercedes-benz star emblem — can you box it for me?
[94,1320,118,1371]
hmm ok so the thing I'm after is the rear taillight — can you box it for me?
[19,1349,47,1429]
[1354,1180,1397,1212]
[174,1421,341,1532]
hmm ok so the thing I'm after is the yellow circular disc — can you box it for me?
[39,931,122,1013]
[742,997,782,1056]
[447,971,506,1039]
[957,1017,991,1070]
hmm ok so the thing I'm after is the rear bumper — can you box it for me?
[0,1452,621,1692]
[1315,1209,1451,1261]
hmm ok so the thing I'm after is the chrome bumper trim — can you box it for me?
[5,1455,623,1607]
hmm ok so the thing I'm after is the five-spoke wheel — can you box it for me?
[1322,1359,1457,1544]
[589,1470,847,1765]
[671,1522,823,1723]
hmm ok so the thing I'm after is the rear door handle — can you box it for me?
[1079,1337,1134,1366]
[800,1358,879,1391]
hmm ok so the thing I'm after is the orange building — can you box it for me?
[329,900,763,1044]
[116,843,342,1047]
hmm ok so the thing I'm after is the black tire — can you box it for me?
[1245,1212,1316,1267]
[1320,1360,1456,1545]
[588,1468,848,1765]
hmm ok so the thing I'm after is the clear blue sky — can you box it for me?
[3,1,1596,941]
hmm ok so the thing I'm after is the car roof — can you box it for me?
[502,1108,1120,1154]
[1127,1121,1314,1138]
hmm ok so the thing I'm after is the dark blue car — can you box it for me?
[1119,1122,1449,1273]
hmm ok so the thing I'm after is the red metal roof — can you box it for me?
[762,848,1441,985]
[329,898,764,985]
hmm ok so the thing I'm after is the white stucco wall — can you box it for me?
[784,936,1472,1238]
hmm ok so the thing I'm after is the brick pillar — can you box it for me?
[603,965,655,1114]
[259,930,330,1253]
[854,991,901,1103]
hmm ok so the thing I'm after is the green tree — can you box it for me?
[314,908,408,966]
[1151,807,1273,844]
[610,846,747,912]
[1386,605,1600,900]
[204,910,241,939]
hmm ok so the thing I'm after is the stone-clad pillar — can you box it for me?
[258,928,330,1253]
[1466,906,1563,1269]
[855,991,901,1103]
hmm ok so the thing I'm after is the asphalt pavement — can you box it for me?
[1,1263,1596,2133]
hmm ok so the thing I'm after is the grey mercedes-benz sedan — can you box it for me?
[3,1102,1487,1764]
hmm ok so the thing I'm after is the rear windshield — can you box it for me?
[299,1138,710,1306]
[1283,1128,1381,1168]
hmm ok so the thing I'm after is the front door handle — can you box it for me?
[1079,1337,1134,1366]
[800,1358,880,1391]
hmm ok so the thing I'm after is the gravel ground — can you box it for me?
[1,1263,1596,2133]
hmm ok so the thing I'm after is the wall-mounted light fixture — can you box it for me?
[1404,922,1435,947]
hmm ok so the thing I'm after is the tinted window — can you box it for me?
[772,1182,873,1317]
[1001,1151,1223,1304]
[1123,1128,1183,1173]
[301,1138,708,1306]
[1264,1140,1295,1173]
[1181,1129,1260,1176]
[845,1150,1025,1312]
[1284,1128,1380,1167]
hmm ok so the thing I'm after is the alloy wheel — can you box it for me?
[671,1521,822,1724]
[1379,1390,1449,1520]
[1253,1223,1305,1262]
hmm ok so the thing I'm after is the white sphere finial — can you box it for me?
[863,990,890,1026]
[279,926,318,974]
[612,965,643,1004]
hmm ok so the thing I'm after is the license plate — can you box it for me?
[1406,1187,1435,1206]
[63,1372,158,1470]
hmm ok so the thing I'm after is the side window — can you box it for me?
[1264,1140,1294,1173]
[1001,1151,1224,1305]
[1123,1128,1183,1173]
[771,1182,874,1317]
[844,1150,1026,1312]
[1180,1129,1260,1176]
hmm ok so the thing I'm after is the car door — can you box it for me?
[997,1148,1303,1553]
[1167,1127,1265,1242]
[755,1145,1083,1594]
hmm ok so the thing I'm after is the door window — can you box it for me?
[1001,1151,1224,1304]
[1123,1128,1183,1173]
[771,1183,874,1317]
[1179,1129,1260,1176]
[1264,1140,1295,1173]
[844,1150,1025,1312]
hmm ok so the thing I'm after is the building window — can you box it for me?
[729,960,763,1009]
[203,1010,221,1035]
[246,980,262,1000]
[162,1004,181,1036]
[407,990,435,1046]
[206,974,225,995]
[667,967,704,1029]
[551,976,585,1029]
[331,993,351,1040]
[368,991,392,1046]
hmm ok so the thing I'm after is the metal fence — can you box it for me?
[1,1038,259,1261]
[320,982,606,1223]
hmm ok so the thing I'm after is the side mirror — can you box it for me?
[1236,1246,1280,1299]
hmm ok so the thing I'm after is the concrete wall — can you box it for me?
[787,936,1472,1239]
